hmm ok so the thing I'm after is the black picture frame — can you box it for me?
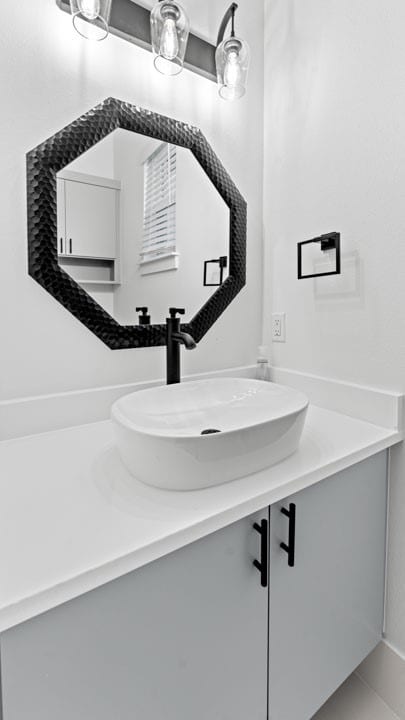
[297,232,341,280]
[27,98,247,349]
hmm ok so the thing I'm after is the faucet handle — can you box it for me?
[169,307,185,318]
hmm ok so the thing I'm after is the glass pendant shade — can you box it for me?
[151,1,190,76]
[70,0,112,41]
[216,36,250,101]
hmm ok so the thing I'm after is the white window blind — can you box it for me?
[141,143,176,264]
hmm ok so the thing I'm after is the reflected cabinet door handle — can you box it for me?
[69,238,72,254]
[253,518,268,588]
[280,503,296,568]
[60,238,63,254]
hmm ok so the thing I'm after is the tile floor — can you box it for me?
[313,674,399,719]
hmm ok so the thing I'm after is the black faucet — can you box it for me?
[166,308,197,384]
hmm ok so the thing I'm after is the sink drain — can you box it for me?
[201,428,221,435]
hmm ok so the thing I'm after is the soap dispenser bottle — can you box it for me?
[256,345,270,381]
[136,307,151,325]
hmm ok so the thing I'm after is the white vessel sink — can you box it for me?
[111,378,309,491]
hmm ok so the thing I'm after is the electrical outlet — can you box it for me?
[272,313,286,342]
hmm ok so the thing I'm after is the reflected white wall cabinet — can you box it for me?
[58,171,120,259]
[0,453,387,720]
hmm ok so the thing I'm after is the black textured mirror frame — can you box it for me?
[27,98,247,349]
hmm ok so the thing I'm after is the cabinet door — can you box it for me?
[64,180,117,258]
[1,511,268,720]
[56,178,66,255]
[268,452,387,720]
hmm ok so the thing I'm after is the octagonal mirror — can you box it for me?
[27,98,246,349]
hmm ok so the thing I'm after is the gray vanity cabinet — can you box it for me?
[268,451,388,720]
[0,511,268,720]
[0,453,387,720]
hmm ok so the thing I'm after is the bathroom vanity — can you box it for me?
[9,97,401,719]
[0,398,399,720]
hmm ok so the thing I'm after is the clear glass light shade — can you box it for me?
[151,1,190,76]
[216,36,250,101]
[70,0,112,41]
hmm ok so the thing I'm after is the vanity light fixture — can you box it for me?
[216,3,250,100]
[150,0,190,76]
[70,0,112,40]
[61,0,249,94]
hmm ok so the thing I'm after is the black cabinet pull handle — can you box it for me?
[253,518,268,588]
[60,238,63,254]
[69,238,72,254]
[280,503,296,568]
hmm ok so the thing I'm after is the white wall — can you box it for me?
[263,0,405,656]
[63,132,115,176]
[0,0,264,400]
[112,130,157,324]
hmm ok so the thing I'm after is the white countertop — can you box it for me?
[0,405,402,633]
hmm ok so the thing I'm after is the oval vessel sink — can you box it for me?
[111,378,309,491]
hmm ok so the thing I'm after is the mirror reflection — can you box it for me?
[57,129,229,325]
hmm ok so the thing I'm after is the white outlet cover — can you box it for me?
[272,313,286,342]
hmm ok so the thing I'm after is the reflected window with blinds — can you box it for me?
[140,143,179,275]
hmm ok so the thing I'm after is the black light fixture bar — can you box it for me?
[56,0,217,81]
[216,2,237,45]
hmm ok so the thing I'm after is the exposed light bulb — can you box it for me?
[160,16,179,60]
[224,49,242,89]
[78,0,100,20]
[215,4,249,102]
